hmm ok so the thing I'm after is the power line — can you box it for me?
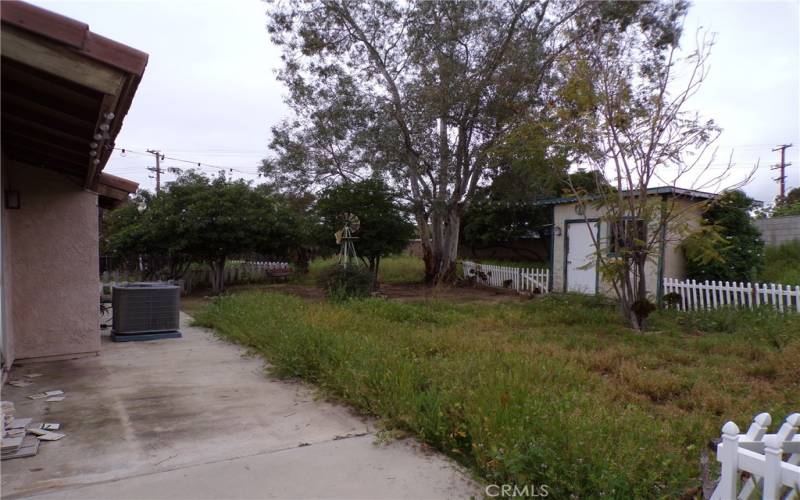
[771,144,793,200]
[112,147,264,176]
[145,149,163,194]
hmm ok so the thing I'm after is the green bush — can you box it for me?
[316,265,374,301]
[685,190,764,282]
[759,240,800,286]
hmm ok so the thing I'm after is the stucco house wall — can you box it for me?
[550,196,703,299]
[4,162,100,362]
[1,172,16,367]
[661,198,703,283]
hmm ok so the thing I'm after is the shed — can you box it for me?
[535,187,716,301]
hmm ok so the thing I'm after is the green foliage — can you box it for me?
[460,169,607,250]
[102,194,150,268]
[195,292,799,498]
[314,178,415,276]
[758,240,800,286]
[461,191,550,248]
[316,265,374,301]
[771,187,800,217]
[263,0,659,284]
[104,171,305,291]
[685,191,765,283]
[680,224,729,266]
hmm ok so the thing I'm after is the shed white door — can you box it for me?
[566,221,598,294]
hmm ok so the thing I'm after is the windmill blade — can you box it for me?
[343,213,360,232]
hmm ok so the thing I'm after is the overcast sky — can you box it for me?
[30,0,800,203]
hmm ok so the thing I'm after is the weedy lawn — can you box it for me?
[194,292,799,498]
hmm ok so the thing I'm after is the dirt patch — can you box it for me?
[380,282,530,303]
[182,282,529,314]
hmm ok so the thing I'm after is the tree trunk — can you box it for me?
[372,255,381,291]
[620,254,651,331]
[421,206,461,285]
[291,247,311,274]
[209,257,226,294]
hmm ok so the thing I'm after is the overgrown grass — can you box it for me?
[759,240,800,286]
[296,254,425,285]
[194,292,799,497]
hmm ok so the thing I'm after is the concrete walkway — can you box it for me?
[2,314,479,499]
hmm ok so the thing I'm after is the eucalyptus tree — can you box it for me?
[263,0,598,284]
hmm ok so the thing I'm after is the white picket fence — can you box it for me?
[663,278,800,313]
[461,261,549,294]
[183,261,292,292]
[711,412,799,499]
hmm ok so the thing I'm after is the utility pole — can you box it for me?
[771,144,793,201]
[146,149,164,194]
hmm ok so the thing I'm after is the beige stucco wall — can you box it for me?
[551,197,703,300]
[4,161,100,362]
[661,198,704,283]
[2,164,16,369]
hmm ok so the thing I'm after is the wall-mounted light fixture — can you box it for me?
[89,111,116,166]
[553,225,562,237]
[5,190,21,209]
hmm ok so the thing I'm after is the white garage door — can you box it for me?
[566,221,598,294]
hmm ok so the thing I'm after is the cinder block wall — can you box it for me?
[753,215,800,246]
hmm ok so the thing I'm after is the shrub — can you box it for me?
[316,265,373,301]
[685,190,764,282]
[759,240,800,286]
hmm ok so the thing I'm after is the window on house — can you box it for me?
[609,218,646,256]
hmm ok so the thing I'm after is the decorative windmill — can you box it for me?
[335,212,360,268]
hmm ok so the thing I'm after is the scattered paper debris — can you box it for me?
[1,435,24,452]
[1,434,39,460]
[8,418,32,430]
[44,390,64,397]
[45,396,65,402]
[4,428,25,438]
[27,428,47,437]
[1,401,16,434]
[1,435,39,460]
[24,374,43,378]
[41,423,61,431]
[8,380,32,388]
[36,432,65,441]
[27,393,47,400]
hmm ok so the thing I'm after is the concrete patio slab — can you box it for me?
[1,314,480,499]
